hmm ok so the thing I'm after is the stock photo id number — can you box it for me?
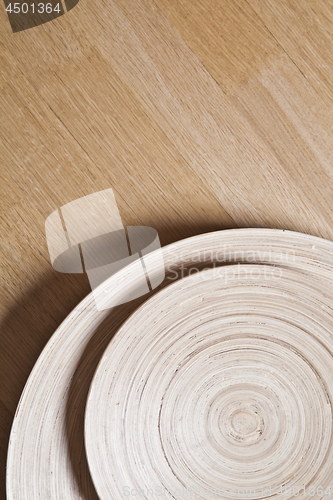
[3,0,78,31]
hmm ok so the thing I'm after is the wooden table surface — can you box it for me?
[2,0,333,497]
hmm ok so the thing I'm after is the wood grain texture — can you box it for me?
[247,0,333,107]
[2,0,333,497]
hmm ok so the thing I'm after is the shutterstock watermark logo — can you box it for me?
[45,189,165,310]
[3,0,79,33]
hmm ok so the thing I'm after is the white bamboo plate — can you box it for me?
[7,229,333,500]
[85,263,333,500]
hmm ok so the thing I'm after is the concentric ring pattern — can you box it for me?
[7,229,333,500]
[85,265,333,500]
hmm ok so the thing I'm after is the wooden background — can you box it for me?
[2,0,333,497]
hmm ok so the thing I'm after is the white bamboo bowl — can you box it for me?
[6,229,333,500]
[85,263,333,500]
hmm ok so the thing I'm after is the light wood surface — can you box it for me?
[2,0,333,497]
